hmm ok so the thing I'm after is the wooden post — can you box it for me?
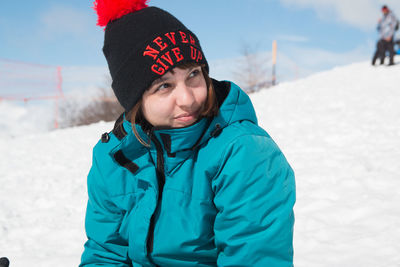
[272,40,277,86]
[54,66,63,129]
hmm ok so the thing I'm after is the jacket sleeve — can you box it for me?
[377,21,382,32]
[212,134,295,267]
[387,13,398,38]
[80,151,131,266]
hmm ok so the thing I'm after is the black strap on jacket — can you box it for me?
[113,150,139,174]
[112,113,128,140]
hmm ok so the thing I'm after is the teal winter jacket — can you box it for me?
[80,80,296,266]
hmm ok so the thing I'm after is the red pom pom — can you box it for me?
[93,0,149,27]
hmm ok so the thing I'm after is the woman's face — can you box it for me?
[141,65,208,128]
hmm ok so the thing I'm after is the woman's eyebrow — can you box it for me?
[184,66,199,75]
[188,66,199,71]
[151,76,168,87]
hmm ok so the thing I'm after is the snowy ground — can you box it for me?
[1,61,400,266]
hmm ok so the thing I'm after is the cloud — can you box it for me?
[279,0,400,30]
[39,5,94,39]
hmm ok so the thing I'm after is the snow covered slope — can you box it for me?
[0,61,399,266]
[250,62,400,266]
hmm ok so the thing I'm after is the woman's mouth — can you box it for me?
[175,111,198,123]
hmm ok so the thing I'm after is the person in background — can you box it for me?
[372,5,398,66]
[79,0,296,266]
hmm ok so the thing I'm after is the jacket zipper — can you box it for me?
[147,135,166,255]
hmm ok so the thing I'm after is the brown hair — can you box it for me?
[128,63,218,146]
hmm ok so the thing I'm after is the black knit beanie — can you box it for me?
[94,1,209,111]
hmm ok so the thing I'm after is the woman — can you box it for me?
[80,0,295,266]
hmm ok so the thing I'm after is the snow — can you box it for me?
[1,61,400,266]
[250,62,400,266]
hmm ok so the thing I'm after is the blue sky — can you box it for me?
[1,0,399,77]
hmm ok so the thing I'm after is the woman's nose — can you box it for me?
[175,84,195,108]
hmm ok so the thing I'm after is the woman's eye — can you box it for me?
[156,83,170,92]
[189,69,201,78]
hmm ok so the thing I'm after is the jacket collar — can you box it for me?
[152,117,210,155]
[193,80,258,148]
